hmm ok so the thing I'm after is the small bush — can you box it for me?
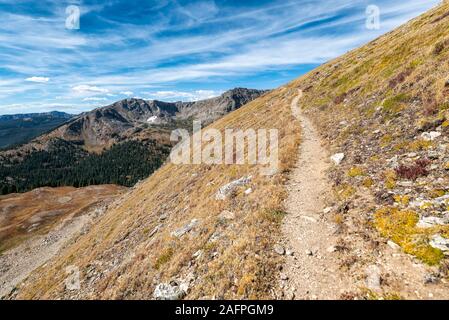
[374,207,444,265]
[395,159,430,181]
[348,167,365,177]
[154,247,174,270]
[388,69,412,89]
[433,39,449,55]
[382,94,409,115]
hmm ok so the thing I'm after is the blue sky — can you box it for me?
[0,0,440,115]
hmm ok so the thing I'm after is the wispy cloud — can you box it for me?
[0,0,440,114]
[145,90,222,102]
[72,85,109,95]
[25,76,50,83]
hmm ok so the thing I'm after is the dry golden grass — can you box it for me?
[14,87,301,299]
[0,185,125,253]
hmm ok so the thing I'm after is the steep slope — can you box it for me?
[9,3,449,300]
[7,87,299,300]
[0,112,73,149]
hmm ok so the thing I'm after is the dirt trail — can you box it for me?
[280,91,354,299]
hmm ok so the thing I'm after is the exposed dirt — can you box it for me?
[280,92,355,299]
[0,185,125,252]
[0,185,126,298]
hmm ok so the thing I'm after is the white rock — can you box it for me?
[193,250,203,259]
[429,235,449,253]
[366,265,382,292]
[387,240,401,251]
[331,153,345,165]
[218,210,235,221]
[148,224,162,237]
[388,155,399,169]
[147,115,158,123]
[397,181,414,187]
[215,176,252,200]
[417,216,448,229]
[326,245,337,253]
[421,131,441,141]
[435,195,449,205]
[171,219,200,238]
[274,244,285,255]
[153,282,188,300]
[244,188,253,195]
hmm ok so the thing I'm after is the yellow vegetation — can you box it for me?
[374,207,445,265]
[348,167,366,178]
[336,184,356,200]
[385,170,397,190]
[393,195,411,206]
[362,178,374,188]
[408,139,434,151]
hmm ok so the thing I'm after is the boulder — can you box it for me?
[429,235,449,253]
[421,131,441,141]
[153,281,189,300]
[171,219,200,238]
[215,176,252,200]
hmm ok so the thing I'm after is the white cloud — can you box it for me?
[25,76,49,83]
[72,85,109,94]
[0,0,440,114]
[145,90,221,102]
[83,97,108,101]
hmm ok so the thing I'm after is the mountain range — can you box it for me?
[0,111,73,149]
[0,88,266,194]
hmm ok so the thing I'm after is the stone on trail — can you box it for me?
[330,153,345,165]
[274,244,285,255]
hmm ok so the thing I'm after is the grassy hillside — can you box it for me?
[12,87,300,299]
[10,3,449,299]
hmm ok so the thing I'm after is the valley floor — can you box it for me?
[0,185,126,298]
